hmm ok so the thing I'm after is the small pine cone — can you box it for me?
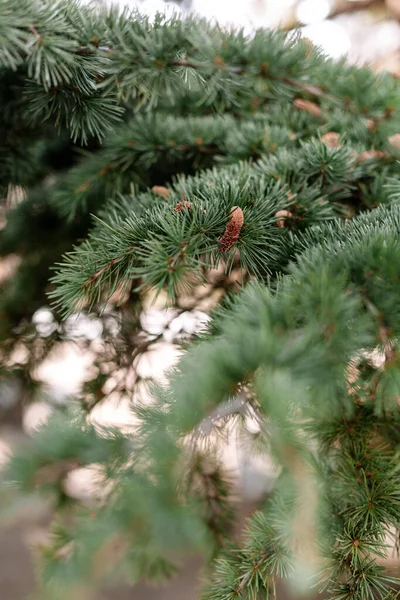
[357,150,386,163]
[321,132,340,148]
[275,210,293,228]
[75,180,90,193]
[366,119,376,132]
[294,98,321,118]
[388,133,400,150]
[174,201,192,213]
[213,55,225,67]
[220,206,244,252]
[152,185,170,199]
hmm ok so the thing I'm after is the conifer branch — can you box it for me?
[2,3,400,598]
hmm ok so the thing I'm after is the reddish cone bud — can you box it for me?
[152,186,170,199]
[174,201,192,213]
[275,210,293,228]
[321,132,340,148]
[294,99,321,118]
[220,206,244,252]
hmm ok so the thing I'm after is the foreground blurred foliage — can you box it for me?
[1,0,400,598]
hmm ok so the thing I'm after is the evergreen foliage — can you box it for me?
[1,0,400,598]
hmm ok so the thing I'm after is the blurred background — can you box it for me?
[1,0,400,598]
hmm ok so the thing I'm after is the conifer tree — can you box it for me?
[1,0,400,598]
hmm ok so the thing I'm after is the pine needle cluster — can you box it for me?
[1,1,400,598]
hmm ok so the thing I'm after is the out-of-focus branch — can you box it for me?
[281,0,384,31]
[330,0,384,19]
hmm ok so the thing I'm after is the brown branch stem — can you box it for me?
[82,251,134,289]
[236,553,271,595]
